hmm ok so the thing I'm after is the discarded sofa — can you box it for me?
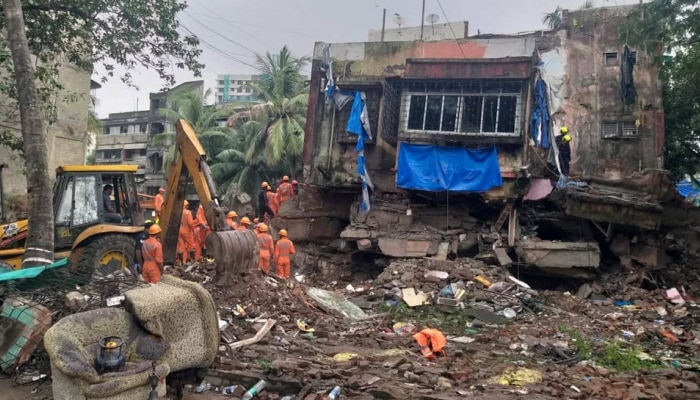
[44,275,219,400]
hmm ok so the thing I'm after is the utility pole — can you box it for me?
[381,8,386,42]
[420,0,426,40]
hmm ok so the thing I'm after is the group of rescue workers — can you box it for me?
[134,176,299,285]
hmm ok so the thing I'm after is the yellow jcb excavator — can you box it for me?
[0,119,257,281]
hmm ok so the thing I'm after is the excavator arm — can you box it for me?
[158,120,258,280]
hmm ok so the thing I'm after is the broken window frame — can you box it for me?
[402,79,523,137]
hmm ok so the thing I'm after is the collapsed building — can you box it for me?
[275,5,698,280]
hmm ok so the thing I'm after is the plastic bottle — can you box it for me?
[194,380,211,393]
[241,380,267,400]
[328,386,341,399]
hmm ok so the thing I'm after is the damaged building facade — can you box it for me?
[278,5,677,279]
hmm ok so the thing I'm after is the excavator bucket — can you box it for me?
[206,229,259,284]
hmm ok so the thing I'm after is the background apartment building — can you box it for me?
[215,74,260,104]
[95,80,204,194]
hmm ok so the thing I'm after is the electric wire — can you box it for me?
[435,0,468,59]
[181,10,259,56]
[178,21,258,69]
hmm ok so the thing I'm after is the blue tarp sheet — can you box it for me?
[530,78,551,149]
[396,144,503,192]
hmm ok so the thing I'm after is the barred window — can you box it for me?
[402,80,523,136]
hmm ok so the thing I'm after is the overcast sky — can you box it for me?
[94,0,640,117]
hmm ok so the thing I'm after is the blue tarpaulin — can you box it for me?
[530,79,551,149]
[345,92,374,212]
[396,144,503,192]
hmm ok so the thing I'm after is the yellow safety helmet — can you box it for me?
[283,176,290,182]
[279,229,288,237]
[227,211,237,218]
[240,216,251,225]
[560,126,569,134]
[258,223,269,233]
[144,219,153,225]
[148,224,162,235]
[183,200,189,207]
[562,134,572,143]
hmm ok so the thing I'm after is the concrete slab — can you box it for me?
[378,238,436,258]
[494,248,513,267]
[515,240,600,269]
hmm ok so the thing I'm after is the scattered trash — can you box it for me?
[333,352,360,362]
[296,319,315,332]
[195,380,212,393]
[424,270,449,280]
[503,308,517,319]
[241,380,267,400]
[449,336,476,344]
[327,385,342,399]
[307,287,369,320]
[401,288,430,307]
[105,295,125,307]
[222,384,245,396]
[494,368,543,386]
[667,288,685,305]
[474,275,492,288]
[570,385,581,393]
[614,300,633,307]
[392,322,417,336]
[413,328,447,359]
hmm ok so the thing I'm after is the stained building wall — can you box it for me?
[561,6,664,184]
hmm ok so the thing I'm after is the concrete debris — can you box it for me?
[515,240,601,269]
[306,287,368,320]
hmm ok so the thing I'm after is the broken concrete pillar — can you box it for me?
[378,238,436,258]
[515,240,601,269]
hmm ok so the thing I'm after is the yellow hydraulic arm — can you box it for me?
[158,119,258,279]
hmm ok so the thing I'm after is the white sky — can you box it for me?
[94,0,641,117]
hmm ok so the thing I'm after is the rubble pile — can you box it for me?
[169,252,700,399]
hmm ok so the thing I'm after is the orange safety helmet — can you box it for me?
[261,181,268,188]
[279,229,288,237]
[283,176,290,182]
[148,224,162,235]
[240,216,251,225]
[183,200,190,207]
[158,187,165,193]
[258,223,269,233]
[227,211,238,218]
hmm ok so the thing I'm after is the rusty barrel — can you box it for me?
[206,229,259,283]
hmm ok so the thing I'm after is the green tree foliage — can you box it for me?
[0,0,204,149]
[214,46,309,195]
[154,88,234,174]
[621,0,700,179]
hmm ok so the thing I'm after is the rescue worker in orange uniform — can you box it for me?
[291,180,299,196]
[256,223,275,274]
[194,203,210,260]
[274,229,296,279]
[277,176,294,204]
[266,184,279,219]
[237,216,251,231]
[226,211,238,229]
[176,200,197,265]
[141,224,164,284]
[236,217,250,231]
[154,188,165,223]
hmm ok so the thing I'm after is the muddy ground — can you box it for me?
[5,247,700,400]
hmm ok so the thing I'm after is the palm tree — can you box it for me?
[153,88,235,173]
[221,46,309,190]
[543,6,563,30]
